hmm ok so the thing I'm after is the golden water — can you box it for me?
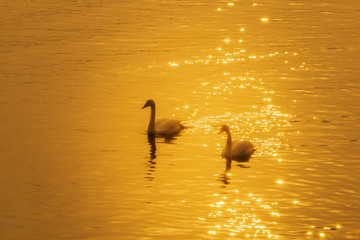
[1,0,360,239]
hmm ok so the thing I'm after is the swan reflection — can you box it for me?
[218,157,250,185]
[218,157,232,185]
[147,133,156,160]
[145,133,157,181]
[144,131,180,181]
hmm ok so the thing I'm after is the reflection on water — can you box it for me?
[145,133,157,181]
[201,191,282,239]
[202,189,341,239]
[1,0,360,239]
[200,189,343,239]
[218,158,232,185]
[147,133,157,160]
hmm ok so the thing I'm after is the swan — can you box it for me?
[142,99,183,137]
[219,125,255,162]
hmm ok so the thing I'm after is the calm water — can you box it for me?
[1,0,360,239]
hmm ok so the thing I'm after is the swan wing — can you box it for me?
[155,119,182,135]
[231,141,255,158]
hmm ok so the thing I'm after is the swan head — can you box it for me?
[142,99,155,109]
[219,125,230,134]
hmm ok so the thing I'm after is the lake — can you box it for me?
[1,0,360,239]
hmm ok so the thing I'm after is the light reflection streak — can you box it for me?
[201,192,282,239]
[304,224,341,238]
[162,2,336,238]
[173,52,295,162]
[177,50,303,68]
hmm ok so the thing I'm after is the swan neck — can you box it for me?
[225,130,232,153]
[148,104,156,133]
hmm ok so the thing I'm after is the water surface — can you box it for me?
[1,0,360,239]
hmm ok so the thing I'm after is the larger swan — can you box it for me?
[142,99,183,137]
[219,125,255,162]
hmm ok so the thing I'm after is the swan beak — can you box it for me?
[141,104,147,109]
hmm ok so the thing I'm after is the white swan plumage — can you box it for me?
[142,99,183,136]
[219,125,255,161]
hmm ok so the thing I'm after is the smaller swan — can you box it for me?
[142,99,183,137]
[219,125,255,162]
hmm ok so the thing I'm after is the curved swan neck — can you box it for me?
[225,129,232,152]
[148,103,156,133]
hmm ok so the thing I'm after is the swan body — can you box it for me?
[220,125,255,161]
[142,99,183,136]
[153,118,182,135]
